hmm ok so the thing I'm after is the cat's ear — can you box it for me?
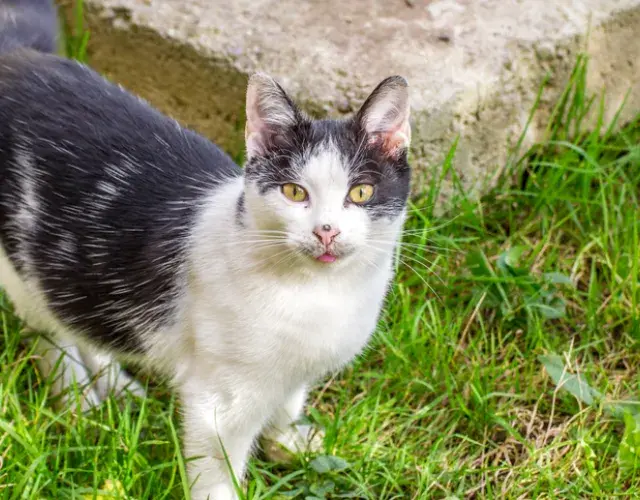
[356,76,411,157]
[245,73,299,159]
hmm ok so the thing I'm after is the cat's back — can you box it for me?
[0,51,241,259]
[0,51,242,351]
[0,51,239,180]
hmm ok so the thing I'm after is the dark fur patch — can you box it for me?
[0,52,241,352]
[235,193,246,227]
[0,0,59,55]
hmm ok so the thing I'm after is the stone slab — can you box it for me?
[57,0,640,202]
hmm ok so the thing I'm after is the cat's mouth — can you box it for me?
[297,242,354,265]
[311,246,355,264]
[316,252,337,263]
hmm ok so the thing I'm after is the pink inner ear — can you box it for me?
[368,126,411,157]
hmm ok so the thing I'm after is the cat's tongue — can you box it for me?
[317,253,337,263]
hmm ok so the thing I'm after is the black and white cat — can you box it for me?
[0,1,412,498]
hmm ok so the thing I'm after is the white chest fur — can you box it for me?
[164,180,396,393]
[191,261,391,385]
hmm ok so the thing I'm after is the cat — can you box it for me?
[0,1,412,498]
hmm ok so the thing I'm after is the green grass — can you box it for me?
[2,16,640,498]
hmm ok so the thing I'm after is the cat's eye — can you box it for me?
[348,184,375,204]
[281,183,308,202]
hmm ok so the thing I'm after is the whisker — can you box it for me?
[241,229,291,234]
[239,232,290,238]
[239,247,295,272]
[225,239,288,245]
[367,239,456,254]
[404,204,437,214]
[222,241,288,250]
[398,242,457,253]
[267,248,301,274]
[367,243,444,297]
[395,256,442,302]
[396,252,445,287]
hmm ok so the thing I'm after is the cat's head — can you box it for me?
[242,73,411,271]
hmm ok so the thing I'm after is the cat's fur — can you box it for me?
[0,1,411,498]
[0,0,57,54]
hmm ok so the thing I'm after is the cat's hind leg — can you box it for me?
[27,333,103,412]
[79,347,146,401]
[26,333,146,411]
[0,242,101,411]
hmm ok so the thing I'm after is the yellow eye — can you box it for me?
[348,184,375,204]
[282,183,308,202]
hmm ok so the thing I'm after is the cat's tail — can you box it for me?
[0,0,59,56]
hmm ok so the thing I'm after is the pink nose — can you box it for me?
[313,224,340,246]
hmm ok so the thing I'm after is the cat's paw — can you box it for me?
[261,424,325,463]
[93,364,147,401]
[54,384,103,414]
[191,482,239,500]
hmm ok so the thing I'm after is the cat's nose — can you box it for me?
[313,224,340,246]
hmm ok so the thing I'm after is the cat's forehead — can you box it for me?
[299,141,350,189]
[306,119,359,154]
[300,119,385,182]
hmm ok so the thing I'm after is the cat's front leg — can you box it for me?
[180,376,265,500]
[261,385,324,463]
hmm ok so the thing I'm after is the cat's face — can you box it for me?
[242,75,411,270]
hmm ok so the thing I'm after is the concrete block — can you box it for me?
[57,0,640,202]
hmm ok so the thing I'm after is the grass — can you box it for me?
[2,11,640,499]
